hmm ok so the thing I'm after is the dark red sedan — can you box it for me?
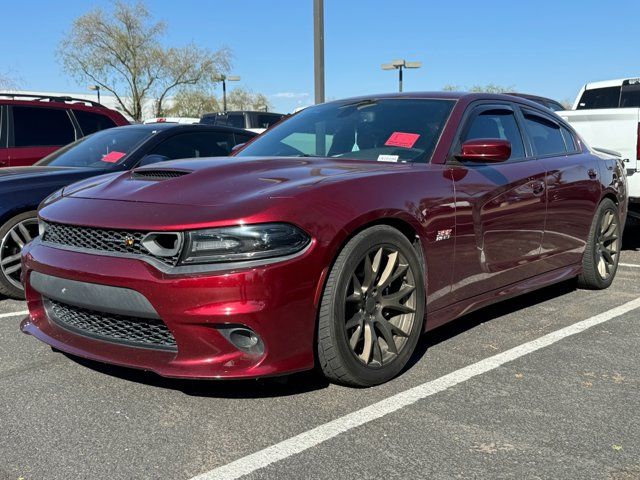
[21,93,627,386]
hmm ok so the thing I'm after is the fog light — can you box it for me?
[219,326,264,355]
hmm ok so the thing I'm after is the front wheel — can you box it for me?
[317,225,425,387]
[578,198,621,290]
[0,211,39,299]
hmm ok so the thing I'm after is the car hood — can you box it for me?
[64,156,407,207]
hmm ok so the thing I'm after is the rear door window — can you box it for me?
[577,86,621,109]
[73,110,117,135]
[213,114,245,129]
[462,108,526,160]
[12,106,76,147]
[620,83,640,108]
[522,110,567,156]
[255,113,283,129]
[150,131,235,160]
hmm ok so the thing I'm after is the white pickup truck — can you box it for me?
[558,78,640,218]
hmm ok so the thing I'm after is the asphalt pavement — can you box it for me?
[1,226,639,480]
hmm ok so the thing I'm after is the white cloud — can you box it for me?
[271,92,310,99]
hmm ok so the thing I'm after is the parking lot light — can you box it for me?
[215,74,241,113]
[88,85,101,104]
[381,59,422,92]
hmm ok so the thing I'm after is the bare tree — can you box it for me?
[58,1,230,121]
[226,88,272,111]
[442,83,515,93]
[165,90,221,118]
[0,70,20,90]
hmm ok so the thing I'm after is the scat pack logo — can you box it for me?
[435,229,453,242]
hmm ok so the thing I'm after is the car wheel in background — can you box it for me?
[317,225,425,387]
[0,211,38,299]
[578,198,621,290]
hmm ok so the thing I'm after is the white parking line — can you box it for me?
[619,263,640,268]
[0,310,28,319]
[190,296,640,480]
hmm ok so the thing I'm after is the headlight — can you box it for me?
[180,223,310,265]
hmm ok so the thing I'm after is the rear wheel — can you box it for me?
[578,199,620,289]
[317,225,425,387]
[0,211,38,299]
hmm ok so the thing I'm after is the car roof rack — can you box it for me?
[0,92,105,107]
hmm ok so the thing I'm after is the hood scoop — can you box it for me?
[130,169,192,181]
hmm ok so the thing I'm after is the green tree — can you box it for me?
[58,1,231,121]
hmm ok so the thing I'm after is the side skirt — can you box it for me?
[425,263,582,332]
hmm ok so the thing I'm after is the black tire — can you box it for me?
[577,199,621,290]
[317,225,425,387]
[0,211,38,299]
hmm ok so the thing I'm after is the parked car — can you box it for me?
[143,117,200,124]
[200,110,285,133]
[21,92,626,386]
[0,123,256,298]
[506,93,566,112]
[0,93,129,167]
[557,78,640,220]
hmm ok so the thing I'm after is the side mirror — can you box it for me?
[139,154,169,167]
[457,139,511,163]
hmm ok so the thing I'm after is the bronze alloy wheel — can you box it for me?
[343,246,416,367]
[595,209,619,280]
[317,225,425,387]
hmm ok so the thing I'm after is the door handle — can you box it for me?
[588,168,598,179]
[0,160,6,166]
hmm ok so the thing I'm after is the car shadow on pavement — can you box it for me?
[62,353,331,398]
[61,279,578,397]
[406,279,577,371]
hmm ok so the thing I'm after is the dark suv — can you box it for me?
[0,93,129,167]
[200,110,285,132]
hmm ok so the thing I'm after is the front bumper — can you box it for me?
[21,238,322,379]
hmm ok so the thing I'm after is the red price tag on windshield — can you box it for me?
[101,151,126,163]
[385,132,420,149]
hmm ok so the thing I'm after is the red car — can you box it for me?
[0,93,129,167]
[21,93,627,386]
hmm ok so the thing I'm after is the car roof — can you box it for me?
[319,91,555,106]
[506,92,560,103]
[109,122,257,135]
[202,111,285,116]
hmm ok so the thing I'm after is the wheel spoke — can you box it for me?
[372,336,384,365]
[381,284,416,314]
[345,311,364,330]
[346,274,363,302]
[602,249,614,265]
[376,251,398,289]
[379,261,409,292]
[349,325,363,350]
[17,222,33,243]
[4,263,21,275]
[9,229,25,248]
[597,252,607,277]
[360,322,373,364]
[375,315,398,355]
[0,252,21,267]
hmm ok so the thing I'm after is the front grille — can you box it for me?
[42,222,181,267]
[131,169,190,181]
[45,299,177,351]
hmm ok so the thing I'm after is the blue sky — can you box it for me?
[2,0,639,113]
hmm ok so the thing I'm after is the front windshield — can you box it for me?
[237,98,455,163]
[36,128,156,168]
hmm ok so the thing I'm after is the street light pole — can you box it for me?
[216,75,240,113]
[88,85,101,104]
[381,59,422,92]
[313,0,325,104]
